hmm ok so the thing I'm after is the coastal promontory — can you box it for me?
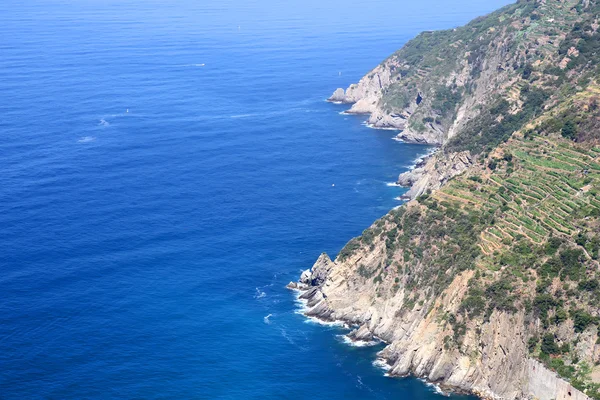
[296,1,600,398]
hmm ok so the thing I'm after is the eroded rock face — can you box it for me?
[289,254,335,291]
[397,151,473,200]
[328,63,402,118]
[289,250,590,400]
[528,359,590,400]
[310,253,333,286]
[347,324,374,342]
[300,269,312,285]
[396,127,445,145]
[326,12,531,147]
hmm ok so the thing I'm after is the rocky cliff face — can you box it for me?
[290,229,594,399]
[328,0,585,147]
[396,151,473,199]
[328,57,448,144]
[329,63,399,113]
[528,359,591,400]
[292,252,532,398]
[327,20,508,145]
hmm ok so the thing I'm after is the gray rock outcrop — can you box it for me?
[397,151,472,200]
[328,88,347,103]
[289,251,591,400]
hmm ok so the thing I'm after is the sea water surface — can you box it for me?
[1,0,512,398]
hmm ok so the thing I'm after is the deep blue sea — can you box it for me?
[1,0,512,398]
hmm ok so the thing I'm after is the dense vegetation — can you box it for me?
[337,1,600,395]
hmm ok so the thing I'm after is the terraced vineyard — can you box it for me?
[432,136,600,262]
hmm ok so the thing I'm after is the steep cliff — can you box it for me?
[329,0,584,147]
[397,151,473,199]
[297,1,600,398]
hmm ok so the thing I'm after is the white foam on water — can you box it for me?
[303,316,346,327]
[99,119,110,127]
[412,148,437,165]
[386,182,402,187]
[400,148,438,169]
[293,290,346,327]
[77,136,96,143]
[279,327,296,345]
[365,122,401,131]
[420,379,450,397]
[337,334,379,347]
[263,314,272,324]
[254,288,266,299]
[372,358,392,375]
[293,290,308,311]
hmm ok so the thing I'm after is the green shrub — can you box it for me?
[358,264,375,278]
[555,307,568,325]
[460,289,486,317]
[545,237,563,255]
[559,248,585,281]
[541,333,560,355]
[549,358,576,380]
[528,335,539,353]
[562,120,577,140]
[572,309,597,333]
[338,238,361,261]
[578,279,599,292]
[522,63,533,79]
[534,294,558,319]
[486,278,517,313]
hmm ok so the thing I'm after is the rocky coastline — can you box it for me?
[297,1,600,398]
[287,259,491,399]
[327,80,474,201]
[288,254,590,400]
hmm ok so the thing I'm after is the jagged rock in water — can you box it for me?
[310,253,333,286]
[299,269,312,285]
[328,88,347,103]
[347,324,374,342]
[286,281,298,290]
